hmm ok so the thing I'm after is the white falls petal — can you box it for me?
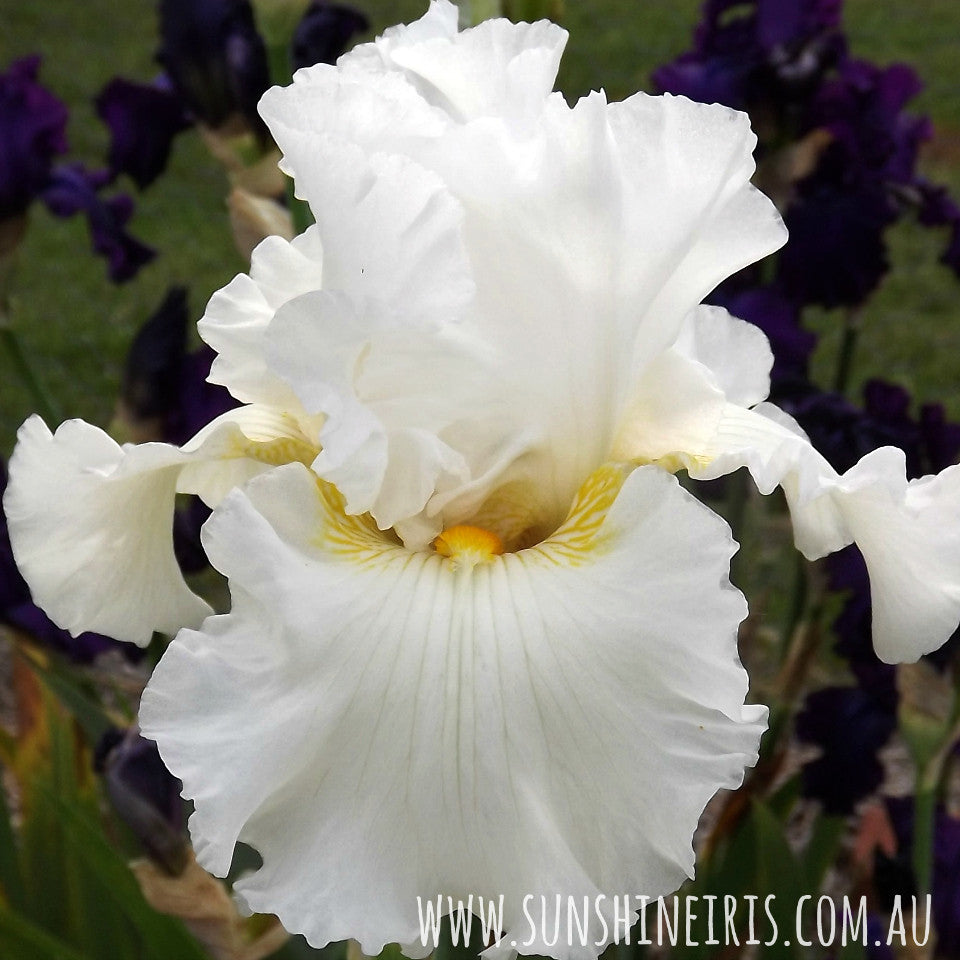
[3,409,319,646]
[826,449,960,663]
[4,416,210,645]
[614,307,960,662]
[140,461,766,958]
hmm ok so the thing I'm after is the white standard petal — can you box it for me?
[140,461,766,958]
[199,226,325,409]
[334,0,567,126]
[3,409,319,646]
[259,40,786,544]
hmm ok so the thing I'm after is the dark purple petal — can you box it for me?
[291,2,369,72]
[122,286,237,446]
[810,60,930,187]
[95,728,187,874]
[795,684,896,815]
[121,288,237,576]
[919,404,960,474]
[653,0,843,116]
[122,286,191,424]
[41,164,155,283]
[916,180,960,279]
[755,0,842,51]
[96,77,190,189]
[0,55,69,221]
[173,497,213,575]
[884,799,960,954]
[777,176,893,308]
[156,0,269,132]
[783,386,901,475]
[652,52,756,110]
[170,344,237,444]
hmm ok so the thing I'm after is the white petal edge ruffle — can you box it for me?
[140,461,766,959]
[4,408,318,646]
[614,305,960,663]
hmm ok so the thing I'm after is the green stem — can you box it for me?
[779,552,809,661]
[726,469,751,588]
[913,783,936,896]
[1,308,62,425]
[832,307,863,396]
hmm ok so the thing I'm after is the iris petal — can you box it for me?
[140,461,765,957]
[3,408,319,645]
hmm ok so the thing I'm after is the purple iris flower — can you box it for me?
[652,0,844,120]
[795,684,897,815]
[917,181,960,279]
[1,459,125,662]
[811,60,931,186]
[657,0,960,317]
[777,174,893,309]
[0,56,68,223]
[95,77,190,189]
[122,286,237,447]
[156,0,271,133]
[96,0,369,192]
[95,727,187,874]
[41,164,155,283]
[291,1,370,72]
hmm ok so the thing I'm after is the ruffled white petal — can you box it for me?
[3,409,319,646]
[336,0,567,126]
[140,462,765,958]
[199,227,325,409]
[825,449,960,663]
[614,306,960,662]
[4,416,210,645]
[255,14,786,543]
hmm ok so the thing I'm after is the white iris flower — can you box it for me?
[5,2,960,956]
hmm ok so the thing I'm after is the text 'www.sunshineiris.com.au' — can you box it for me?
[416,893,932,952]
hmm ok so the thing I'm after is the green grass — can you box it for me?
[2,0,959,453]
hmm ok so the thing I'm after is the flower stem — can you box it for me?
[832,306,863,396]
[913,783,936,896]
[1,299,62,425]
[779,552,809,662]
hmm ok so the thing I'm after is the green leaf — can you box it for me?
[0,906,94,960]
[30,655,115,745]
[42,790,210,960]
[678,799,807,959]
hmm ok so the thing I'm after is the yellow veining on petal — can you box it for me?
[304,461,638,573]
[433,524,503,567]
[530,462,632,566]
[311,479,402,566]
[234,435,318,467]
